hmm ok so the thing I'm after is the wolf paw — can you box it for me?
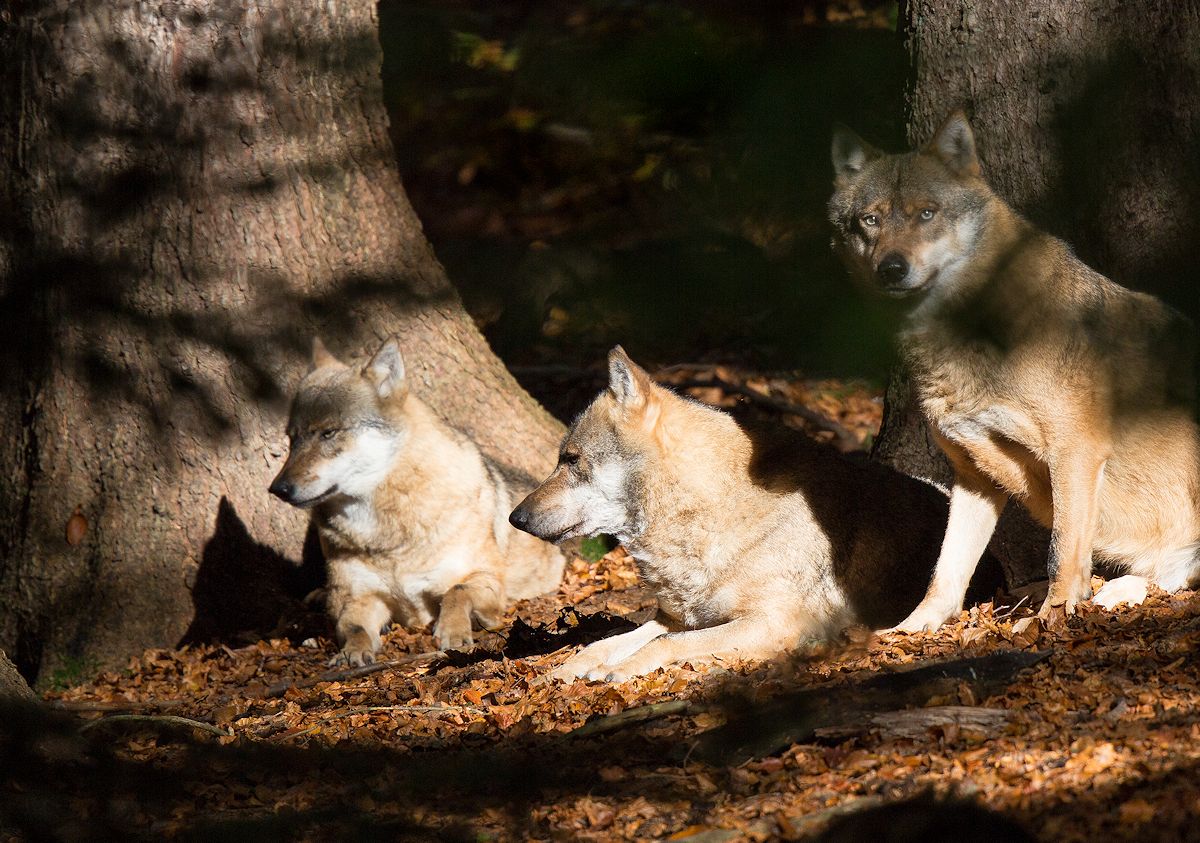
[1038,575,1092,621]
[1091,575,1148,610]
[328,647,375,668]
[887,602,959,634]
[433,619,474,652]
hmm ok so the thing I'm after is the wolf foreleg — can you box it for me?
[547,618,672,682]
[1039,451,1107,619]
[587,617,790,682]
[434,570,505,650]
[891,467,1006,633]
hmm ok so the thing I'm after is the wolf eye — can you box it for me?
[919,208,936,221]
[561,452,580,466]
[320,429,339,440]
[861,214,878,227]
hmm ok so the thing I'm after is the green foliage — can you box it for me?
[580,534,617,562]
[47,655,101,692]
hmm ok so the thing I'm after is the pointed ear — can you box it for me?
[363,337,407,400]
[831,123,881,180]
[925,110,981,177]
[607,346,653,407]
[310,336,341,371]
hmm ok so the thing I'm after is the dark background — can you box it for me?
[378,0,910,415]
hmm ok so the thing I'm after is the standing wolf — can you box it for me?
[509,347,991,681]
[829,111,1200,630]
[270,337,564,664]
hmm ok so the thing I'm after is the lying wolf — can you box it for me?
[270,337,564,664]
[509,347,992,681]
[829,111,1200,629]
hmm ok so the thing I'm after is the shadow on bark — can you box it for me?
[180,497,327,648]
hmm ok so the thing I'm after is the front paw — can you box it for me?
[887,600,960,634]
[433,616,474,651]
[1039,574,1092,620]
[328,646,376,668]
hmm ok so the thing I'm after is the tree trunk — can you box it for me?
[0,650,36,703]
[0,0,562,686]
[877,0,1200,587]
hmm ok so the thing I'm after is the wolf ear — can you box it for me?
[831,123,880,180]
[607,345,654,408]
[364,337,407,400]
[310,336,341,371]
[926,110,981,177]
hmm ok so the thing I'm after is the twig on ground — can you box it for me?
[79,714,231,738]
[569,699,693,738]
[271,703,483,741]
[265,650,444,698]
[50,699,185,712]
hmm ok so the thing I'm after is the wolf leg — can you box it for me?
[1039,451,1107,619]
[587,617,786,682]
[331,594,393,667]
[890,466,1006,633]
[434,571,505,650]
[549,619,671,682]
[1092,574,1149,609]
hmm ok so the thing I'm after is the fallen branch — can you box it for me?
[265,650,443,698]
[695,649,1049,764]
[50,699,185,713]
[812,705,1010,741]
[569,699,693,738]
[79,714,231,738]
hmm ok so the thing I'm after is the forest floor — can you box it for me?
[15,373,1200,842]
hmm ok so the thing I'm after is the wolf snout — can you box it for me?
[269,476,297,502]
[875,252,910,287]
[508,503,533,532]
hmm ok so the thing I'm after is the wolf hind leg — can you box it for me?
[434,571,506,650]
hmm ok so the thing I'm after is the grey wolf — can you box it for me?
[509,346,983,681]
[829,110,1200,630]
[270,337,564,664]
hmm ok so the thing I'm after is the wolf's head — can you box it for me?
[269,337,409,508]
[828,111,992,299]
[509,347,661,544]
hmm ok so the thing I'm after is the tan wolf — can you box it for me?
[270,337,564,664]
[829,111,1200,630]
[508,347,992,681]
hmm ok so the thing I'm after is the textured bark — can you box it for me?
[0,0,562,685]
[876,0,1200,587]
[0,650,36,703]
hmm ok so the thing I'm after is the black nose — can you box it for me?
[876,253,909,286]
[269,478,295,501]
[509,505,530,531]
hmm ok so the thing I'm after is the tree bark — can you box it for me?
[0,0,562,685]
[878,0,1200,587]
[0,650,36,703]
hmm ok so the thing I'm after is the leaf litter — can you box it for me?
[29,380,1200,841]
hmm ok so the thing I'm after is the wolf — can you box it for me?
[829,111,1200,630]
[508,346,994,681]
[269,336,565,665]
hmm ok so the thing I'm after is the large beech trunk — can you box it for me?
[0,0,562,685]
[873,0,1200,588]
